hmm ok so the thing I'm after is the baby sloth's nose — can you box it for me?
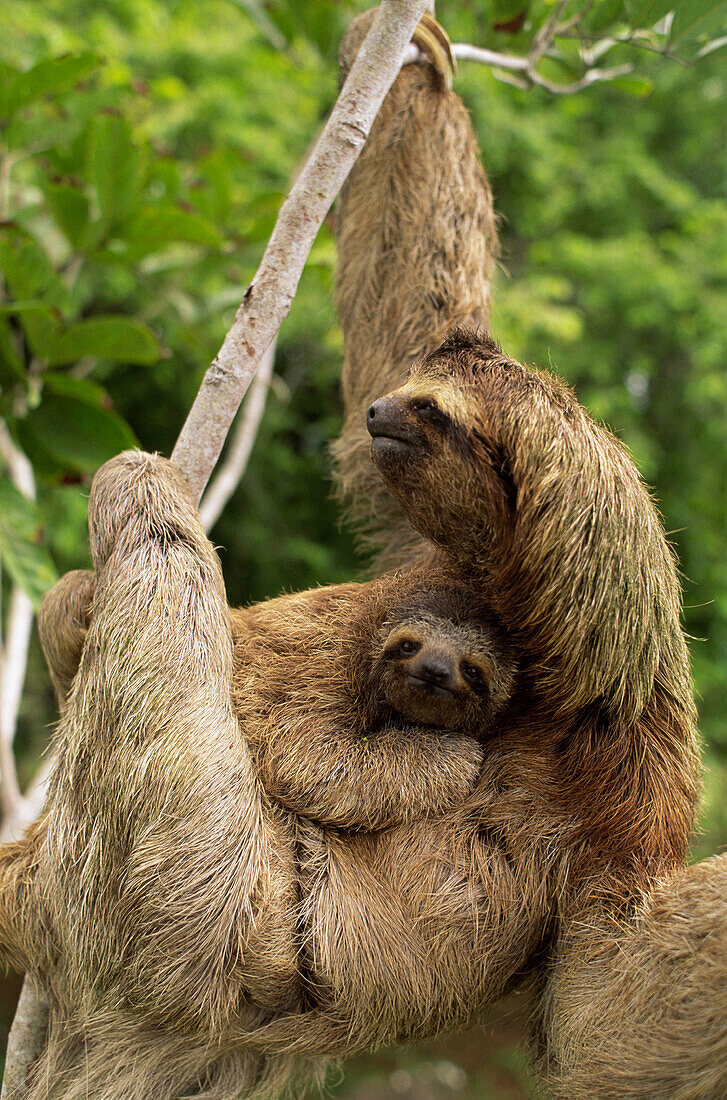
[417,658,451,686]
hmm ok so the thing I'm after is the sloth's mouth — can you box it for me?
[407,675,453,697]
[370,433,418,459]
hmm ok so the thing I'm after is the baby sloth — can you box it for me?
[376,593,514,736]
[235,578,516,833]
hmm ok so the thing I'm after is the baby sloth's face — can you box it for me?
[377,609,514,735]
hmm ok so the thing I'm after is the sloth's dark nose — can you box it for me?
[417,659,451,686]
[367,396,404,438]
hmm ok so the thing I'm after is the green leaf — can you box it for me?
[0,477,57,608]
[0,52,99,119]
[43,372,115,405]
[0,318,25,384]
[611,75,655,96]
[492,0,530,27]
[0,295,62,358]
[88,114,140,241]
[626,0,676,27]
[0,227,67,310]
[118,204,222,261]
[0,301,52,314]
[19,374,138,475]
[536,56,582,84]
[45,317,161,367]
[43,183,90,250]
[670,0,727,47]
[585,0,628,34]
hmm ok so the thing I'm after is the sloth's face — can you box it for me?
[376,612,508,734]
[367,360,510,557]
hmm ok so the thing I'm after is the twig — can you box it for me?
[0,757,53,846]
[172,0,432,500]
[431,43,633,94]
[401,1,639,97]
[0,590,33,821]
[0,424,44,1099]
[198,338,276,533]
[402,37,634,94]
[0,982,48,1100]
[0,424,35,823]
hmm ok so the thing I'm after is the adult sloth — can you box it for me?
[1,322,698,1098]
[240,325,700,1060]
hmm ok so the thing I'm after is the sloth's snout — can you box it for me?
[367,395,418,447]
[408,655,456,696]
[368,396,402,436]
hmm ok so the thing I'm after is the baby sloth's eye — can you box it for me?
[461,663,488,692]
[398,638,420,656]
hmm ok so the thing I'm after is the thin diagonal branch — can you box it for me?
[198,338,276,533]
[0,424,35,823]
[0,982,48,1100]
[172,0,432,500]
[399,42,634,95]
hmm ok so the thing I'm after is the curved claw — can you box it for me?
[411,12,456,91]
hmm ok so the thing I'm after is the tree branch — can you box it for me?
[0,424,45,1099]
[171,0,432,500]
[0,424,35,824]
[399,40,633,94]
[0,982,48,1100]
[0,756,53,846]
[198,338,276,533]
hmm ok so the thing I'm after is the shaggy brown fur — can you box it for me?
[6,312,701,1086]
[0,448,546,1097]
[540,852,727,1099]
[37,571,506,839]
[215,327,700,1063]
[331,8,498,569]
[366,328,700,872]
[9,453,318,1098]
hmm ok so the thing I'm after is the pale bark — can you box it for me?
[0,425,35,823]
[198,338,276,533]
[448,42,631,92]
[0,982,47,1100]
[172,0,432,501]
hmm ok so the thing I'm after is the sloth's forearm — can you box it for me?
[257,724,482,830]
[465,366,689,722]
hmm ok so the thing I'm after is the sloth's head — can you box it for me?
[367,328,533,554]
[373,590,515,735]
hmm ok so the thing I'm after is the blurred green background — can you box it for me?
[1,1,726,1094]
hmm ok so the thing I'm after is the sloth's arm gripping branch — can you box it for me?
[332,11,498,566]
[42,452,296,1031]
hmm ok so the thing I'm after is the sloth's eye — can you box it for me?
[399,639,419,656]
[410,398,448,429]
[462,663,487,691]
